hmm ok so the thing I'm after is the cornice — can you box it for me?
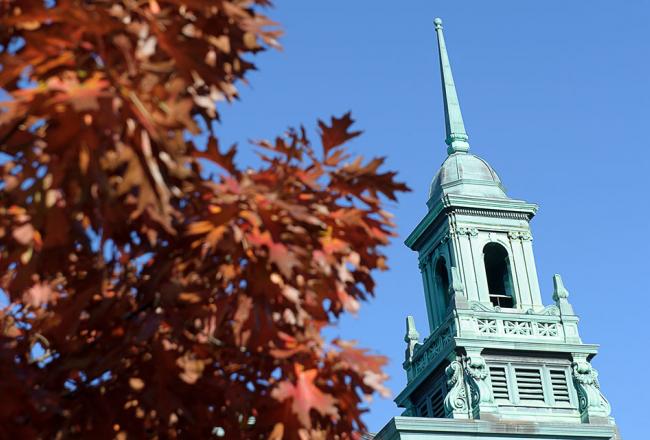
[376,416,618,439]
[453,337,600,355]
[405,194,538,250]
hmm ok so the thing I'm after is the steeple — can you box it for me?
[374,17,620,440]
[433,17,470,155]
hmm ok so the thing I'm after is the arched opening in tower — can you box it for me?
[483,243,515,308]
[434,257,450,310]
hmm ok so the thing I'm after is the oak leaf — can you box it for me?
[319,112,362,156]
[271,366,338,428]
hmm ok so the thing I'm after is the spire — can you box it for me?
[434,18,470,155]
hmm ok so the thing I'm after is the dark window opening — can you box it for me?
[483,243,514,308]
[435,258,450,310]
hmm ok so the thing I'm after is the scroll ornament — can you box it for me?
[464,356,494,407]
[572,361,611,418]
[444,361,469,417]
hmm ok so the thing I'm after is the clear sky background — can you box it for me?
[217,2,649,437]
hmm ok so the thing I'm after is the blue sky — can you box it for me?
[217,1,649,436]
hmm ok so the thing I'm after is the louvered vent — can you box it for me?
[515,368,545,402]
[550,369,571,404]
[417,400,429,417]
[489,366,509,401]
[430,388,445,418]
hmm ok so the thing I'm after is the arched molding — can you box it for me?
[476,232,512,253]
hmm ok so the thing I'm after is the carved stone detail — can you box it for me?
[453,208,530,221]
[466,311,563,340]
[403,316,420,364]
[417,254,430,271]
[469,301,496,312]
[553,274,575,316]
[572,360,611,420]
[508,230,532,241]
[539,305,560,316]
[535,322,558,337]
[553,274,570,300]
[408,325,454,379]
[477,319,497,334]
[444,361,469,418]
[464,355,495,414]
[450,266,465,296]
[503,320,532,335]
[451,226,478,237]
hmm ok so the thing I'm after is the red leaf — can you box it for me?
[194,137,239,175]
[318,112,362,156]
[271,366,338,428]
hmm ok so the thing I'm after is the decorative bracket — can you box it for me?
[571,356,611,422]
[444,352,498,420]
[508,230,532,241]
[444,360,470,419]
[463,353,497,418]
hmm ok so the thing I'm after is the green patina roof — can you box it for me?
[430,18,508,205]
[434,17,469,155]
[428,153,507,201]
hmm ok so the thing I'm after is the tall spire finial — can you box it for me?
[434,18,470,155]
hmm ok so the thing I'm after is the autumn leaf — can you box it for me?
[271,366,339,428]
[0,1,407,438]
[334,339,390,397]
[318,112,362,157]
[194,137,239,176]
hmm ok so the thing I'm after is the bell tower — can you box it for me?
[375,18,620,440]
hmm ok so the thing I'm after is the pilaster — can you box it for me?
[507,231,535,307]
[450,225,480,303]
[419,255,437,333]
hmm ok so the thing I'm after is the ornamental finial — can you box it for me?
[404,316,420,363]
[433,18,470,155]
[552,274,569,301]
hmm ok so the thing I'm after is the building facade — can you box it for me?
[374,18,621,440]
